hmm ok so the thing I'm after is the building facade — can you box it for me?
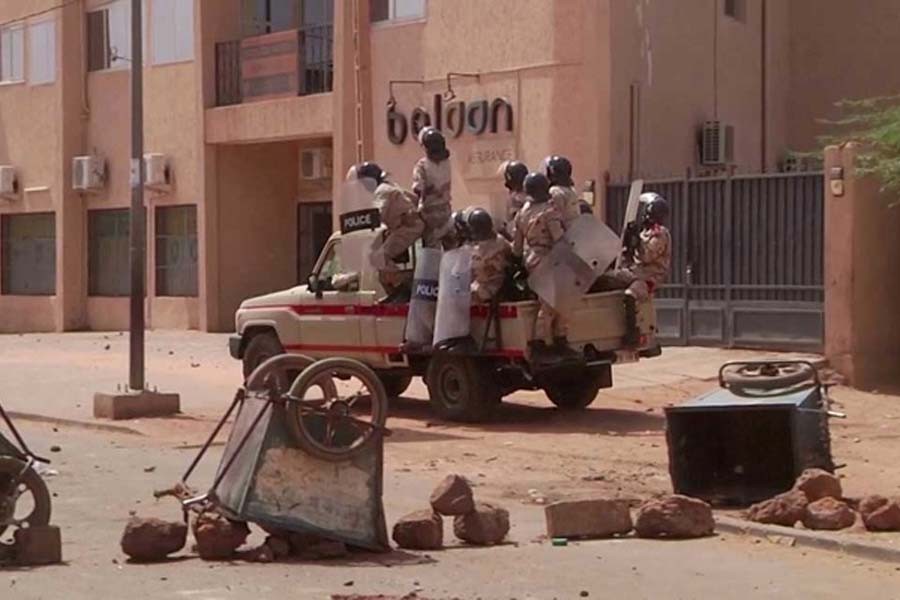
[1,0,898,334]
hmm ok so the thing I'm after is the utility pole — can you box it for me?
[129,0,145,392]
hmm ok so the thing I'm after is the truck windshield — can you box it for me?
[318,241,342,279]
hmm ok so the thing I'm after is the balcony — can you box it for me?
[215,24,334,107]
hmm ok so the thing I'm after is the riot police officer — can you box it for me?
[544,155,581,226]
[500,160,529,238]
[412,127,454,249]
[467,208,512,304]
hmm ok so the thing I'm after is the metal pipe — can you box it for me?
[129,0,145,391]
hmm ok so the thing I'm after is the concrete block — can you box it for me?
[14,525,62,566]
[93,390,181,420]
[545,498,633,539]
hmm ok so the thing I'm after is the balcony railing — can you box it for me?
[215,24,334,107]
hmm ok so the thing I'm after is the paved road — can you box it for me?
[3,422,900,600]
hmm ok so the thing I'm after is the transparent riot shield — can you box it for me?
[405,246,442,348]
[527,241,595,314]
[563,214,622,274]
[338,179,382,290]
[434,246,472,346]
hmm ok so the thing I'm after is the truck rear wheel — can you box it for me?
[425,355,499,422]
[543,365,610,410]
[242,331,285,379]
[378,373,413,398]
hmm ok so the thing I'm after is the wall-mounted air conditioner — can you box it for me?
[300,148,332,180]
[72,156,107,192]
[144,153,172,190]
[700,121,734,166]
[0,166,19,199]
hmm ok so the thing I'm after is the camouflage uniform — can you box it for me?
[412,157,454,248]
[470,234,512,303]
[512,201,569,340]
[371,181,424,294]
[550,185,581,227]
[500,190,529,240]
[601,224,672,301]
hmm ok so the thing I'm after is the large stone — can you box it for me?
[544,498,633,539]
[453,503,510,546]
[429,475,475,516]
[859,495,900,532]
[14,525,62,566]
[93,390,180,420]
[634,495,714,539]
[121,517,187,562]
[192,511,250,560]
[392,510,443,550]
[793,468,842,502]
[802,497,856,531]
[746,490,809,527]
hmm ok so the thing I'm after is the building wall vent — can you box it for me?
[700,121,734,166]
[0,166,19,199]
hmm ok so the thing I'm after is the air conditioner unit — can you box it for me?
[144,153,172,190]
[0,166,18,199]
[700,121,734,166]
[72,156,107,192]
[300,148,332,180]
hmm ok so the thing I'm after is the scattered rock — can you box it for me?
[392,510,443,550]
[544,498,633,539]
[634,495,714,539]
[793,468,842,502]
[143,466,156,473]
[429,475,475,516]
[859,495,900,532]
[120,517,187,562]
[453,502,510,546]
[49,446,61,453]
[192,512,250,560]
[802,497,856,531]
[746,490,809,527]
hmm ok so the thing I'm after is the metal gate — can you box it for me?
[606,171,824,352]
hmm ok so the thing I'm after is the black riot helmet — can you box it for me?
[640,193,670,227]
[543,155,574,187]
[419,127,450,161]
[523,172,551,204]
[503,160,529,192]
[467,208,495,241]
[355,161,386,185]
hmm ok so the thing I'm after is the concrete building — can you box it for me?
[1,0,898,334]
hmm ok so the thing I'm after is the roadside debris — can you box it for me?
[192,511,250,560]
[746,490,809,527]
[544,498,632,539]
[452,502,510,546]
[793,468,842,502]
[429,474,475,515]
[802,497,856,531]
[392,510,443,550]
[633,495,714,539]
[859,495,900,531]
[121,517,188,562]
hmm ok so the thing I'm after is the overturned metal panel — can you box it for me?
[434,246,472,345]
[214,395,389,551]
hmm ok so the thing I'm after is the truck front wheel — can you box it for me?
[543,365,611,410]
[425,355,499,422]
[242,331,285,379]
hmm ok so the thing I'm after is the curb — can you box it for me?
[7,411,144,436]
[716,515,900,563]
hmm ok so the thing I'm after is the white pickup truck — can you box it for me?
[229,231,662,422]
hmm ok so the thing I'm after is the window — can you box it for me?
[1,213,56,295]
[28,20,56,84]
[0,24,25,83]
[151,0,194,65]
[725,0,745,21]
[371,0,426,23]
[88,209,130,297]
[155,205,198,297]
[87,0,131,71]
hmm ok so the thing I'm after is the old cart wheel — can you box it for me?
[721,362,815,393]
[0,456,51,539]
[285,358,388,462]
[242,332,285,379]
[245,353,320,395]
[425,354,499,423]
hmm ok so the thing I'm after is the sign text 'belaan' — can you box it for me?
[388,94,514,145]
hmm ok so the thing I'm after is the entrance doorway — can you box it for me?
[297,202,333,283]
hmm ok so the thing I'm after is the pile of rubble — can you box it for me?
[746,468,900,532]
[392,475,510,550]
[544,494,715,541]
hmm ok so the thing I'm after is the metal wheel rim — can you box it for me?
[438,364,466,409]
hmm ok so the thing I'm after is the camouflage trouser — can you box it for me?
[370,220,424,270]
[378,269,413,296]
[595,268,651,302]
[536,300,569,342]
[420,202,454,249]
[471,279,503,304]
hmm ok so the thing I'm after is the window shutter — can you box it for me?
[87,10,109,71]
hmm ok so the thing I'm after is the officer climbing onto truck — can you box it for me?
[544,155,581,226]
[498,160,530,240]
[466,208,513,304]
[412,127,455,249]
[513,172,574,363]
[596,192,672,346]
[359,161,425,301]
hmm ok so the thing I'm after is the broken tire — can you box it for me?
[721,362,815,392]
[0,456,51,539]
[425,354,499,422]
[242,331,285,379]
[285,358,388,462]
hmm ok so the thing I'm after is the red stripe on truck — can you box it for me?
[245,303,518,319]
[284,344,526,359]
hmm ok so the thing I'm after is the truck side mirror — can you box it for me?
[307,274,323,299]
